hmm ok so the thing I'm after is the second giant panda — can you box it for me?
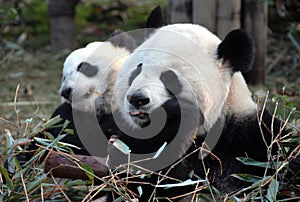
[106,24,286,201]
[49,41,130,155]
[17,41,130,160]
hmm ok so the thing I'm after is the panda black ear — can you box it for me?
[146,6,164,28]
[217,29,255,73]
[110,29,136,52]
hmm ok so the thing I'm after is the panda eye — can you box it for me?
[160,70,182,95]
[77,62,85,71]
[77,62,98,77]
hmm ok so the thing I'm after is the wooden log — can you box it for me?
[48,0,80,51]
[45,151,108,180]
[193,0,241,38]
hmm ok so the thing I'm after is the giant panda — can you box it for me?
[48,41,131,155]
[17,40,130,162]
[105,23,286,201]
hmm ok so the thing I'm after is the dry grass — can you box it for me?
[0,48,69,152]
[1,96,298,201]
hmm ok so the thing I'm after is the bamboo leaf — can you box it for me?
[152,142,167,159]
[5,129,14,149]
[239,176,271,193]
[64,179,88,187]
[266,179,279,202]
[272,94,280,103]
[0,165,13,190]
[32,121,43,134]
[196,194,215,202]
[229,195,242,202]
[43,131,55,140]
[62,119,71,129]
[57,141,81,149]
[25,118,33,123]
[113,139,131,154]
[81,163,94,184]
[236,157,283,169]
[63,128,74,135]
[137,186,143,196]
[155,179,205,189]
[42,116,63,130]
[26,173,47,193]
[231,173,262,183]
[23,134,67,166]
[12,138,31,148]
[113,196,123,202]
[188,170,194,179]
[5,129,15,173]
[285,101,294,108]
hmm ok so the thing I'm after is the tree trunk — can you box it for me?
[168,0,192,23]
[216,0,241,39]
[192,0,217,33]
[48,0,80,51]
[241,0,268,85]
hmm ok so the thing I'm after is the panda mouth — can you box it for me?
[129,109,150,127]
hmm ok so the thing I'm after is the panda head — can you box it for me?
[60,41,130,114]
[113,24,255,132]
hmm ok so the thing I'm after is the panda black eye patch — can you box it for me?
[128,63,142,86]
[77,62,98,77]
[160,70,182,95]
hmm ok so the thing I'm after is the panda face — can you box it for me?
[114,25,226,130]
[114,24,255,132]
[124,63,183,127]
[61,48,90,102]
[61,60,99,104]
[60,41,130,113]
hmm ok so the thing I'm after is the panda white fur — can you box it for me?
[61,41,130,114]
[106,24,286,200]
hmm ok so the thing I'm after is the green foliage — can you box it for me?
[266,179,279,202]
[82,163,95,185]
[75,0,167,45]
[0,115,94,201]
[1,81,298,202]
[1,0,167,48]
[22,0,49,35]
[0,0,50,49]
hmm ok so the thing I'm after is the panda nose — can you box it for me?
[61,87,72,100]
[127,93,150,108]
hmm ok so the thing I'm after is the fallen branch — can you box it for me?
[45,151,108,180]
[0,101,55,107]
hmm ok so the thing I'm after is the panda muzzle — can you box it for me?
[129,109,149,119]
